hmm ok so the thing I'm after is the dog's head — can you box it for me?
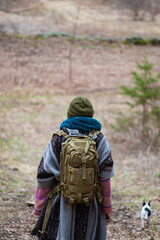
[143,201,151,207]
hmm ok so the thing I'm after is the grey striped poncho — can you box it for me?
[32,128,114,240]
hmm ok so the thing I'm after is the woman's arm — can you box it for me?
[34,186,51,216]
[33,134,64,215]
[100,177,112,224]
[96,133,114,224]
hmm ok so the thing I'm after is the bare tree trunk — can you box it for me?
[68,0,81,83]
[142,103,149,139]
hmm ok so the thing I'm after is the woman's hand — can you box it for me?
[104,213,112,225]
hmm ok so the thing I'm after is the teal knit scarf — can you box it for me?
[60,117,101,132]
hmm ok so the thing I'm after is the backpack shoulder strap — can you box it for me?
[89,130,101,139]
[53,130,69,139]
[54,129,101,140]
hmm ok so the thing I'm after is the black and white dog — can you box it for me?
[141,201,152,228]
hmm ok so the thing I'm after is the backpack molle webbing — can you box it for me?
[56,130,102,205]
[56,129,103,206]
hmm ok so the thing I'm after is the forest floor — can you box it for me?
[0,1,160,239]
[0,34,160,240]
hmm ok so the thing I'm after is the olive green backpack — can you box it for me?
[58,129,103,206]
[39,129,103,238]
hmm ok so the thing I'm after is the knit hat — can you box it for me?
[67,96,94,118]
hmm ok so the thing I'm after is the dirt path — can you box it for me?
[0,35,160,239]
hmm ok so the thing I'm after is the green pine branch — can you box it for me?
[120,55,160,144]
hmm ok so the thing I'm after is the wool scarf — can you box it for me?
[60,116,101,132]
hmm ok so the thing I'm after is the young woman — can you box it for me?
[32,96,114,240]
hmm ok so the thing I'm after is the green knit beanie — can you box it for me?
[67,96,94,118]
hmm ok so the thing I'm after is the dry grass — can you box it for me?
[0,2,160,238]
[0,34,160,93]
[0,86,160,239]
[0,0,160,37]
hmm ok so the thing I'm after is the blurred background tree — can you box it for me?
[112,0,160,20]
[0,0,39,13]
[120,56,160,150]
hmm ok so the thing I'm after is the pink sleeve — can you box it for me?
[34,187,51,216]
[100,177,112,214]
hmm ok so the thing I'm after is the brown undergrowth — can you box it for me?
[0,35,160,239]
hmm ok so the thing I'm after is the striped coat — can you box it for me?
[32,128,114,240]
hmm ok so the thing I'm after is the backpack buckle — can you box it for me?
[83,197,90,206]
[38,230,49,239]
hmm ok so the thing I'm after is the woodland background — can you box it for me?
[0,0,160,239]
